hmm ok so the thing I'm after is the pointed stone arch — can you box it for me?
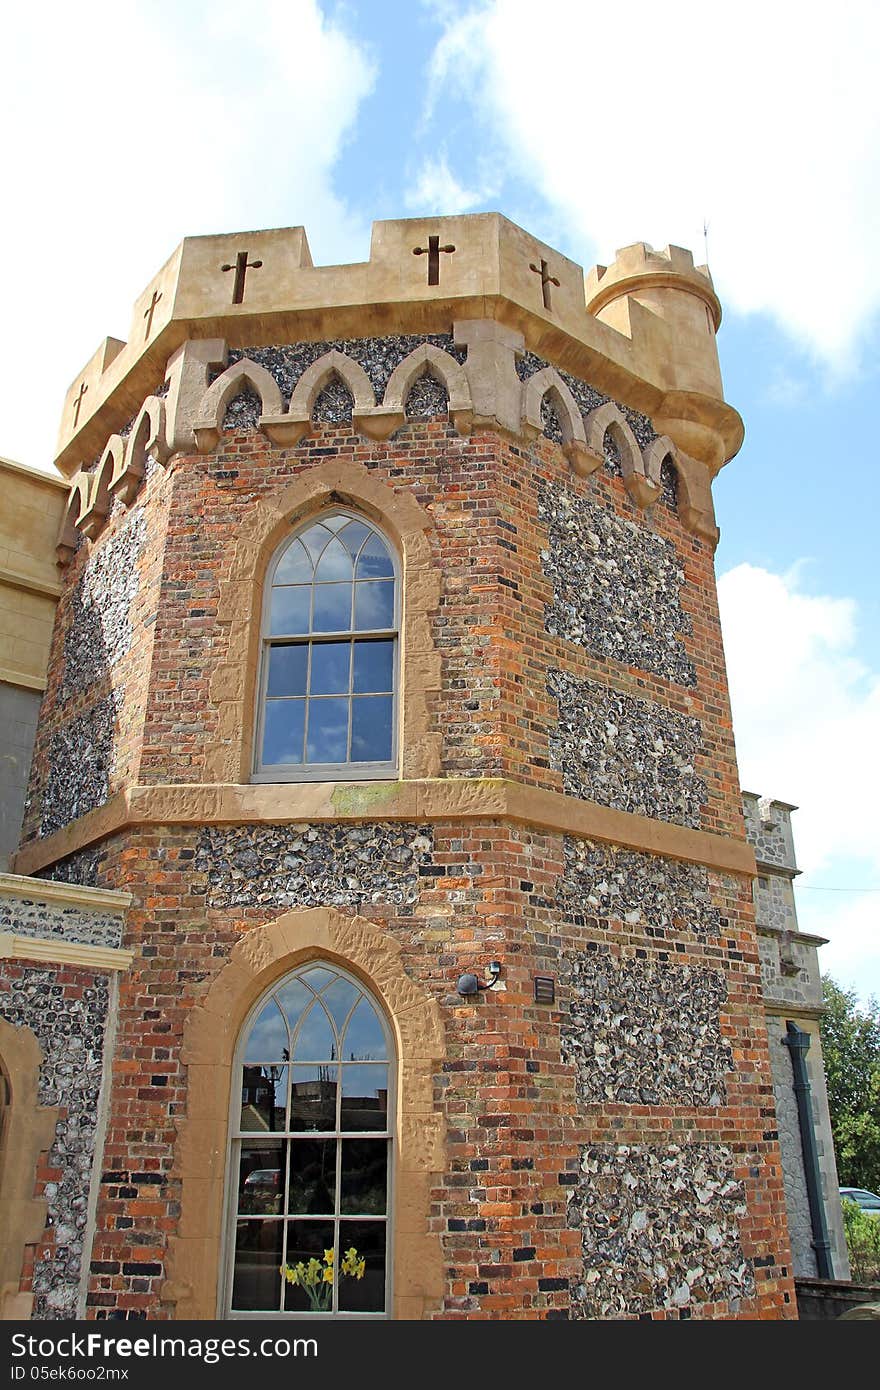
[79,437,124,542]
[205,457,443,784]
[262,350,377,447]
[192,359,284,453]
[372,343,474,439]
[642,434,678,491]
[110,396,169,506]
[584,402,660,507]
[521,367,601,477]
[163,906,446,1320]
[0,1019,59,1319]
[56,471,94,567]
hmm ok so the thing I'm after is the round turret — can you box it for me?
[586,243,737,472]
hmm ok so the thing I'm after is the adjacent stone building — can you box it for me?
[0,214,841,1319]
[743,793,848,1280]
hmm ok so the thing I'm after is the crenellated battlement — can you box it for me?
[586,241,718,317]
[54,214,742,482]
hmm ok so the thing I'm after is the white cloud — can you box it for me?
[427,0,880,367]
[406,153,493,214]
[717,562,880,1000]
[0,1,376,470]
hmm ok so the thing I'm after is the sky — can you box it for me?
[2,0,879,1003]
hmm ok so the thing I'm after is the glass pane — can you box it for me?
[312,582,352,633]
[299,523,333,564]
[240,1065,287,1132]
[275,977,313,1029]
[274,538,313,584]
[319,513,346,534]
[282,1221,334,1313]
[290,1065,337,1132]
[266,644,307,697]
[340,1065,389,1132]
[269,585,311,636]
[262,699,305,766]
[232,1216,283,1311]
[287,1138,337,1215]
[314,536,354,583]
[310,641,351,695]
[306,697,349,763]
[340,1140,388,1215]
[237,1141,285,1216]
[350,696,393,763]
[353,640,393,694]
[244,999,289,1063]
[342,998,388,1061]
[338,519,371,557]
[337,1221,386,1313]
[354,580,395,630]
[321,977,361,1034]
[302,966,338,992]
[356,531,394,579]
[293,1000,338,1062]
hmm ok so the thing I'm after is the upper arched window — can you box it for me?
[255,512,398,780]
[224,963,394,1317]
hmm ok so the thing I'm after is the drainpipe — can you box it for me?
[783,1020,834,1279]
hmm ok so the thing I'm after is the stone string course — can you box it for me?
[41,692,122,837]
[0,896,123,949]
[62,510,146,699]
[561,949,732,1107]
[194,822,433,911]
[0,963,110,1319]
[567,1143,756,1318]
[556,837,723,937]
[539,482,696,687]
[548,670,707,827]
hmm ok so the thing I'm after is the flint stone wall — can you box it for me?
[549,670,707,827]
[36,847,104,889]
[561,949,732,1106]
[1,965,110,1319]
[567,1142,756,1318]
[0,895,123,950]
[41,692,122,838]
[539,483,696,686]
[62,509,146,698]
[556,838,723,938]
[195,822,433,910]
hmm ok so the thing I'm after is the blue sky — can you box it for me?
[3,0,878,1001]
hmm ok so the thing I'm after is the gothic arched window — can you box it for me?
[224,964,394,1317]
[255,512,398,780]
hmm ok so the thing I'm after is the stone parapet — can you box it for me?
[54,215,743,481]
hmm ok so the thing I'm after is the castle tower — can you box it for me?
[1,214,797,1319]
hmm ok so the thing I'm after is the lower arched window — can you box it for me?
[224,964,394,1318]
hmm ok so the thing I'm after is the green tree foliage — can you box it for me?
[841,1199,880,1283]
[820,977,880,1192]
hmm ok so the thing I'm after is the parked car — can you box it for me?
[840,1186,880,1215]
[244,1167,282,1194]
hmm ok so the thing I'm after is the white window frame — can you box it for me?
[220,962,396,1320]
[253,510,400,783]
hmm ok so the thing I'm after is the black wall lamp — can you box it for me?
[456,961,502,996]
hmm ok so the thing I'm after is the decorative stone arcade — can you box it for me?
[3,213,797,1319]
